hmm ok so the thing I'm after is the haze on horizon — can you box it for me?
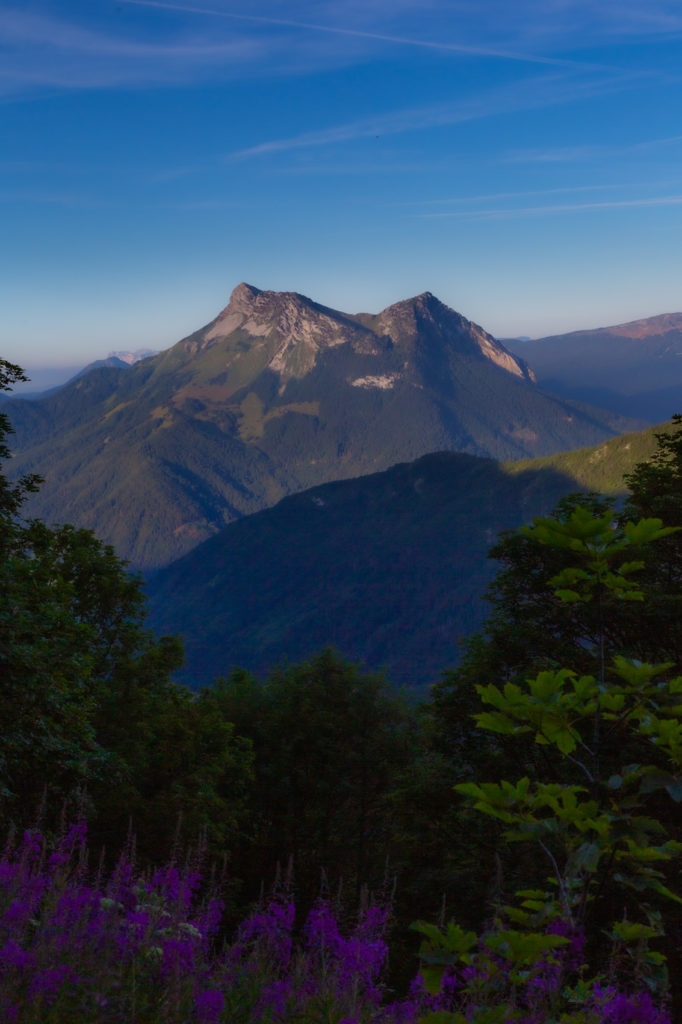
[3,0,682,369]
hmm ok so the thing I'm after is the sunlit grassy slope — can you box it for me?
[504,420,666,495]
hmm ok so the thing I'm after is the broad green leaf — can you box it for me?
[612,656,672,686]
[623,518,679,545]
[554,589,585,603]
[420,965,445,995]
[475,711,517,735]
[611,920,660,942]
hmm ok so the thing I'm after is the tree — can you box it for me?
[0,363,253,863]
[0,361,100,810]
[415,506,682,1022]
[436,420,682,708]
[620,415,682,668]
[0,360,41,522]
[207,650,417,907]
[1,503,185,821]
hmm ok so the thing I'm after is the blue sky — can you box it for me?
[3,0,682,372]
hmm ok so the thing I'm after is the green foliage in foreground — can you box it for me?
[4,353,682,1020]
[0,359,254,860]
[415,503,682,1021]
[1,362,420,914]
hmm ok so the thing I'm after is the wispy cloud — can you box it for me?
[505,144,609,164]
[0,7,266,94]
[0,0,674,99]
[122,0,682,57]
[420,194,682,220]
[418,0,682,50]
[227,69,641,161]
[272,156,453,176]
[537,0,682,38]
[0,8,257,60]
[404,182,674,205]
[505,133,682,164]
[121,0,613,71]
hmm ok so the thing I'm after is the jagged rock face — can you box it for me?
[368,291,535,382]
[6,283,639,568]
[180,283,379,387]
[182,282,535,390]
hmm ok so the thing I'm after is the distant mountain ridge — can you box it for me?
[108,348,157,365]
[147,419,667,691]
[1,350,158,401]
[506,313,682,422]
[5,283,639,568]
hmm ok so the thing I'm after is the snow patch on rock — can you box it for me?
[350,374,398,389]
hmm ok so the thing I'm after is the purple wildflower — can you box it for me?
[19,830,43,863]
[256,977,293,1020]
[151,864,203,911]
[594,986,672,1024]
[161,937,197,978]
[47,820,87,872]
[28,964,79,1005]
[195,987,225,1022]
[236,896,295,967]
[305,901,345,958]
[0,940,35,973]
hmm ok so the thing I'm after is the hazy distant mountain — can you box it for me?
[71,355,131,377]
[6,365,83,397]
[505,314,682,422]
[5,283,639,568]
[108,349,157,365]
[3,350,157,400]
[147,421,664,691]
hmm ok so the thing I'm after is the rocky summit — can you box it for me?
[6,284,639,568]
[159,283,536,394]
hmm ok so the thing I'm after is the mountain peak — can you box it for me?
[199,283,369,381]
[7,281,641,571]
[219,282,323,322]
[381,291,440,315]
[370,291,534,382]
[412,290,437,305]
[226,281,263,313]
[198,284,536,385]
[224,284,443,327]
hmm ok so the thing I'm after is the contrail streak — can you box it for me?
[120,0,613,71]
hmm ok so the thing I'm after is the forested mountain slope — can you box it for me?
[507,313,682,422]
[147,421,666,690]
